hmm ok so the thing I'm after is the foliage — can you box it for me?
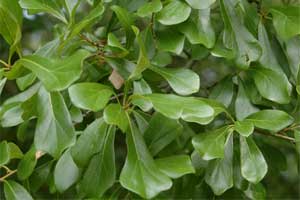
[0,0,300,199]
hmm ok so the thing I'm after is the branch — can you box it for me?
[255,130,296,143]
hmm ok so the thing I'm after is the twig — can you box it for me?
[255,130,296,143]
[0,170,17,182]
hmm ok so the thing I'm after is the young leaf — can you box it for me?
[155,155,195,179]
[104,103,129,132]
[205,135,233,195]
[137,0,162,17]
[245,110,294,132]
[4,180,33,200]
[144,112,183,156]
[17,50,90,91]
[78,126,116,198]
[120,119,172,199]
[34,87,76,157]
[68,82,114,112]
[0,141,10,166]
[234,121,254,137]
[157,0,191,25]
[240,136,268,183]
[54,150,80,193]
[192,126,233,160]
[149,65,200,95]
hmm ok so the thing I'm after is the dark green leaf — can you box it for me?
[17,147,37,180]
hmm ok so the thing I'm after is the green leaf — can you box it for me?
[270,6,300,39]
[219,0,261,68]
[4,180,33,200]
[240,136,268,183]
[71,118,109,167]
[285,36,300,81]
[17,50,90,91]
[17,147,37,180]
[192,126,233,160]
[144,112,183,156]
[205,135,233,195]
[185,0,215,9]
[8,143,24,159]
[157,29,185,54]
[149,65,200,95]
[250,66,291,104]
[246,110,293,132]
[107,33,128,52]
[20,0,67,24]
[34,87,76,157]
[0,78,6,96]
[78,126,116,197]
[0,141,10,166]
[209,77,234,107]
[16,73,36,91]
[132,79,152,111]
[29,161,52,192]
[178,8,215,48]
[104,103,128,132]
[120,119,172,199]
[155,155,195,179]
[54,149,80,193]
[157,0,191,25]
[137,0,162,17]
[244,183,266,200]
[67,3,104,39]
[235,79,259,120]
[134,94,215,125]
[234,121,254,137]
[68,82,114,112]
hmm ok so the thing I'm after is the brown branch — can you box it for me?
[0,170,17,182]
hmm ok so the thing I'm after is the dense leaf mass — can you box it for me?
[0,0,300,199]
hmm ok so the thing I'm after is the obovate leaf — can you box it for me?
[34,87,76,158]
[205,135,233,195]
[157,0,191,25]
[270,6,300,39]
[137,0,162,17]
[249,66,291,104]
[245,110,294,132]
[240,136,268,183]
[54,149,80,193]
[155,155,195,179]
[120,118,172,199]
[192,126,233,160]
[4,180,33,200]
[104,103,129,132]
[133,94,215,125]
[20,0,67,24]
[78,126,116,198]
[144,112,183,156]
[17,50,90,91]
[68,82,114,112]
[156,29,185,55]
[149,65,200,95]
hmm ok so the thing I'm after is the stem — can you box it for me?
[0,59,9,68]
[0,170,17,182]
[255,130,296,143]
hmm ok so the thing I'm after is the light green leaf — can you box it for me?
[8,143,24,159]
[79,126,116,197]
[0,78,6,96]
[68,82,114,112]
[104,103,128,132]
[134,94,215,125]
[157,0,191,25]
[4,180,33,200]
[157,29,185,54]
[205,135,233,195]
[71,118,108,167]
[137,0,162,17]
[54,150,80,193]
[132,79,152,111]
[16,73,36,91]
[155,155,195,179]
[270,6,300,39]
[250,66,291,104]
[144,112,183,156]
[120,119,172,199]
[192,126,233,160]
[149,65,200,95]
[0,141,10,166]
[107,33,128,52]
[240,136,268,183]
[235,79,259,120]
[20,0,67,24]
[185,0,215,9]
[17,147,37,180]
[245,110,294,132]
[17,50,90,91]
[234,121,254,137]
[34,87,76,158]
